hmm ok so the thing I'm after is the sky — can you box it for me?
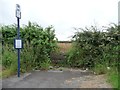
[0,0,119,41]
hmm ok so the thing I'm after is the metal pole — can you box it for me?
[17,17,20,77]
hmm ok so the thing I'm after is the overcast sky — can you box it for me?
[0,0,119,41]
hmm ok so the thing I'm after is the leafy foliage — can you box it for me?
[2,21,58,71]
[66,24,120,69]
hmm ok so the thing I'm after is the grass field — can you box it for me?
[57,41,72,53]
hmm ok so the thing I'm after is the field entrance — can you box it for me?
[50,41,72,66]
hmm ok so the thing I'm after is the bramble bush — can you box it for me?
[66,24,120,70]
[2,21,58,72]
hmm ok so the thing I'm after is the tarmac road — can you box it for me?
[2,69,93,88]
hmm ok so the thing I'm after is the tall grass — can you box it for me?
[2,45,17,78]
[107,68,118,88]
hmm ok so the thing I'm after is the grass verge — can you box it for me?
[2,65,17,78]
[106,68,118,89]
[93,64,118,89]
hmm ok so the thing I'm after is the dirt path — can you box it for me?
[65,74,112,88]
[63,68,112,88]
[79,75,111,88]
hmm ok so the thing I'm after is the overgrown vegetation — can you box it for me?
[65,24,119,88]
[1,22,119,88]
[1,22,58,77]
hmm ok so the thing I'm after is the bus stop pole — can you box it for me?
[17,17,20,77]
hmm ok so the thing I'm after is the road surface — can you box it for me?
[2,69,112,88]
